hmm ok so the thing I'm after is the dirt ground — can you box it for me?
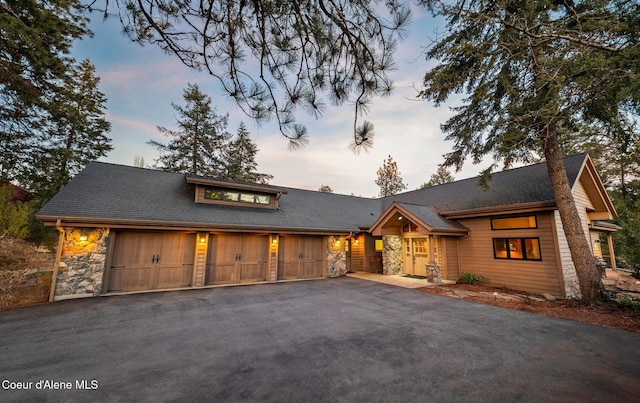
[417,284,640,334]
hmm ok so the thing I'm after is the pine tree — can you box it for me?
[0,0,92,187]
[223,122,273,184]
[420,165,454,189]
[375,155,407,197]
[148,83,230,177]
[104,0,410,150]
[26,60,112,200]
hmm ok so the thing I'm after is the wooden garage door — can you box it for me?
[108,232,195,292]
[278,236,324,280]
[206,234,268,285]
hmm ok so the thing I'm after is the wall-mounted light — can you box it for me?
[354,238,359,244]
[398,216,403,220]
[335,240,341,246]
[199,236,207,243]
[78,229,89,241]
[271,235,278,244]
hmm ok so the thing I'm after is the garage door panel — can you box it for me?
[108,232,195,293]
[156,265,193,288]
[110,266,153,292]
[278,236,324,280]
[206,234,268,285]
[239,263,266,283]
[207,263,236,284]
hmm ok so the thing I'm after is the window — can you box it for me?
[204,188,271,206]
[491,215,537,230]
[493,238,541,261]
[402,222,418,232]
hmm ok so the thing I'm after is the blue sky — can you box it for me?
[71,5,490,197]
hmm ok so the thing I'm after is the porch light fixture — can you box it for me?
[398,216,403,220]
[79,235,88,241]
[199,236,207,243]
[79,229,89,241]
[271,235,278,244]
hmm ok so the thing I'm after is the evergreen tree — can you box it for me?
[148,83,230,177]
[420,165,454,189]
[104,0,410,150]
[26,60,112,200]
[375,155,407,197]
[223,122,273,184]
[0,0,89,107]
[0,0,92,187]
[419,0,639,303]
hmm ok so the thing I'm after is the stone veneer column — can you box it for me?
[326,236,347,277]
[382,235,402,275]
[54,228,109,300]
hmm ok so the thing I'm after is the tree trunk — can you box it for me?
[543,133,602,303]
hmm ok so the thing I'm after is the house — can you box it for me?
[36,153,617,301]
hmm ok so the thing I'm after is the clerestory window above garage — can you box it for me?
[186,175,288,210]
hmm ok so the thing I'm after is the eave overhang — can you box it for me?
[35,215,357,235]
[185,175,289,195]
[441,201,558,219]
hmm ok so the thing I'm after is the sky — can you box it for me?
[70,5,492,198]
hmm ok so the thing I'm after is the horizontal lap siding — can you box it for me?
[456,212,562,296]
[443,238,459,281]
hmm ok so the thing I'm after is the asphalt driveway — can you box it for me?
[1,277,639,402]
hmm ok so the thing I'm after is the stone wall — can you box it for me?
[54,228,109,300]
[382,235,402,275]
[326,236,347,278]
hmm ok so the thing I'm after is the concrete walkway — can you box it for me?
[346,271,455,289]
[347,272,551,301]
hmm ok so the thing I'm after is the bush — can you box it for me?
[0,187,32,239]
[461,272,483,285]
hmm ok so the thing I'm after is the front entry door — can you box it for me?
[108,232,195,292]
[206,234,268,285]
[403,238,429,277]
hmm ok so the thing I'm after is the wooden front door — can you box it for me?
[108,232,195,292]
[206,234,268,285]
[278,236,324,280]
[403,238,429,277]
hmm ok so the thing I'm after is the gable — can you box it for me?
[369,202,468,236]
[572,155,617,220]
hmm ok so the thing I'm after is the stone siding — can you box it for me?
[326,236,347,277]
[382,235,402,275]
[54,228,109,300]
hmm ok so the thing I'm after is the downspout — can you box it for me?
[49,220,65,302]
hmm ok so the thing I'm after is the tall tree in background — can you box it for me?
[375,155,407,197]
[420,165,454,189]
[27,60,112,200]
[419,0,639,303]
[148,83,230,176]
[0,0,90,184]
[223,122,273,184]
[102,0,410,150]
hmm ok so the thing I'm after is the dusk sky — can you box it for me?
[71,5,493,197]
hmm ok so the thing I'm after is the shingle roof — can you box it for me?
[36,162,382,233]
[37,154,588,232]
[394,202,466,231]
[382,153,587,215]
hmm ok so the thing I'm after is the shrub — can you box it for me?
[0,187,32,239]
[461,272,483,285]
